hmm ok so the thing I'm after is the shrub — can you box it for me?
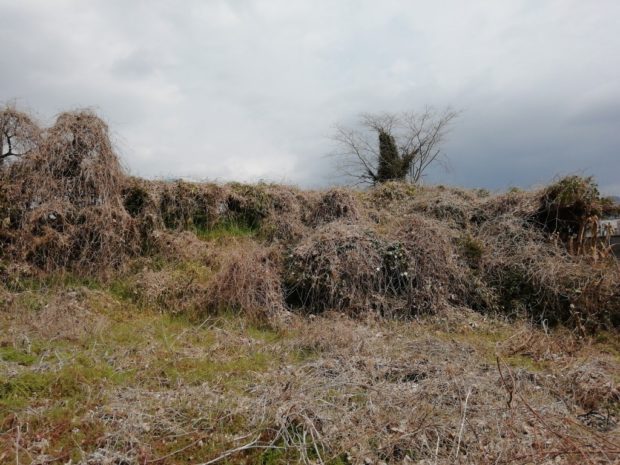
[207,243,287,324]
[158,181,222,231]
[477,216,620,329]
[367,181,417,205]
[309,188,360,225]
[1,110,140,273]
[535,176,603,236]
[458,233,485,269]
[284,222,408,314]
[1,105,617,331]
[127,262,211,317]
[391,214,472,313]
[283,216,469,316]
[226,183,274,229]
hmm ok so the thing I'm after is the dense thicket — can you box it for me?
[1,107,618,330]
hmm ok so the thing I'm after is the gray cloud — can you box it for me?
[1,0,618,193]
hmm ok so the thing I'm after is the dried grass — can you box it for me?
[130,265,211,317]
[478,215,620,329]
[207,242,287,324]
[562,360,620,414]
[474,189,539,223]
[1,286,618,464]
[255,187,311,242]
[157,180,227,231]
[0,106,618,330]
[283,213,478,317]
[309,188,360,225]
[408,186,480,229]
[1,288,110,342]
[284,222,402,314]
[392,214,472,311]
[237,316,619,464]
[148,230,214,263]
[2,107,619,465]
[1,109,139,273]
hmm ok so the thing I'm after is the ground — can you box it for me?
[1,277,618,464]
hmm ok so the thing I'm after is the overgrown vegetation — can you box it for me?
[1,288,618,464]
[0,106,619,463]
[0,107,618,330]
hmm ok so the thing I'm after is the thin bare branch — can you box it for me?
[332,107,459,185]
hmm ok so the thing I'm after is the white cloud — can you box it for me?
[1,0,619,191]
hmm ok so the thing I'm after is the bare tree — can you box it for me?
[333,107,458,185]
[0,106,40,166]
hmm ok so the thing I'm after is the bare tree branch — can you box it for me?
[332,107,459,185]
[0,105,40,166]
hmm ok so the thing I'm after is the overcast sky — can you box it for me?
[1,1,619,193]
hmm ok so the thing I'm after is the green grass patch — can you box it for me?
[432,326,549,372]
[258,446,289,465]
[5,273,102,293]
[256,447,350,465]
[291,345,320,363]
[246,325,282,343]
[0,355,127,409]
[142,351,272,389]
[194,219,256,241]
[11,291,47,312]
[593,331,620,359]
[108,279,136,302]
[503,354,547,372]
[107,261,212,315]
[0,346,37,366]
[254,424,345,465]
[0,371,52,407]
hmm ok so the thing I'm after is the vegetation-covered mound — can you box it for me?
[1,107,619,331]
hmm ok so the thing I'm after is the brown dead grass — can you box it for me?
[478,215,620,330]
[284,221,389,314]
[257,316,619,464]
[310,188,361,226]
[1,105,618,331]
[1,110,139,273]
[207,242,288,324]
[0,279,618,464]
[149,230,214,263]
[390,214,471,313]
[1,289,111,343]
[130,266,210,317]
